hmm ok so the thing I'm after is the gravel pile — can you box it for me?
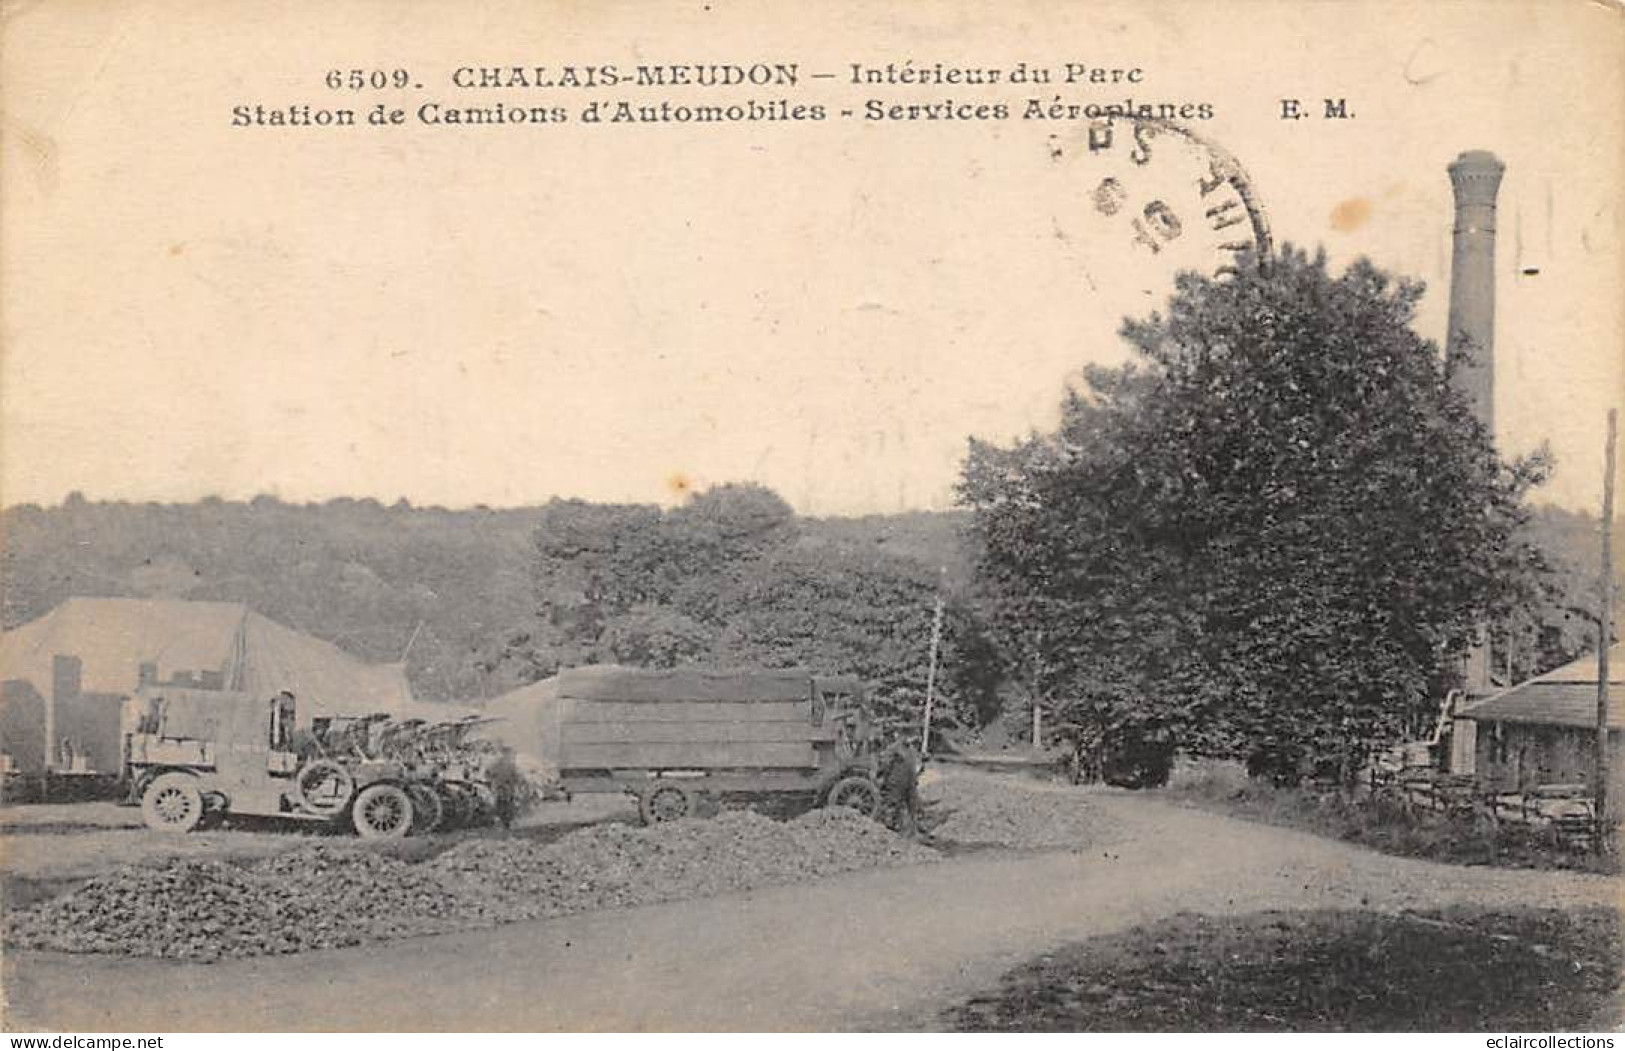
[432,807,937,915]
[5,847,507,961]
[924,773,1119,850]
[6,809,936,961]
[255,845,512,938]
[6,860,341,961]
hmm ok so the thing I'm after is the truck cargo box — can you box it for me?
[481,665,879,823]
[553,666,850,772]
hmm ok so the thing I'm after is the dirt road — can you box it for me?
[5,788,1615,1032]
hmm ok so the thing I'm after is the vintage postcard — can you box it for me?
[2,0,1622,1036]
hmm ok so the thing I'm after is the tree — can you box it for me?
[530,499,666,647]
[522,482,997,739]
[665,483,798,622]
[599,604,718,668]
[960,247,1549,784]
[1507,506,1625,682]
[714,544,947,728]
[668,483,797,559]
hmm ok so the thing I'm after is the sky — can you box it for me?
[3,0,1622,515]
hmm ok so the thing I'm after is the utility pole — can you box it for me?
[920,589,946,757]
[1595,408,1616,832]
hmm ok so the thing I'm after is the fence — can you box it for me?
[1369,766,1600,850]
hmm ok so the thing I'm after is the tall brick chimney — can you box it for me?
[1448,150,1505,697]
[1446,150,1505,436]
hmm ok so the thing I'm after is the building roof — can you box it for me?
[1525,642,1625,684]
[0,596,419,720]
[1460,642,1625,730]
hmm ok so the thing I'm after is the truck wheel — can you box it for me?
[825,775,882,818]
[295,759,355,817]
[438,784,470,830]
[639,784,693,825]
[128,770,156,806]
[198,792,230,829]
[352,783,414,839]
[408,784,444,835]
[468,783,498,826]
[141,773,205,833]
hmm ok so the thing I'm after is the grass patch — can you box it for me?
[1161,763,1618,875]
[945,907,1622,1032]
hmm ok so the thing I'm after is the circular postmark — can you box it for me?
[1054,116,1271,287]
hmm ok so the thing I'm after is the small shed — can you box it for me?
[1456,642,1624,795]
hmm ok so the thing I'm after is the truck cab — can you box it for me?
[127,687,300,820]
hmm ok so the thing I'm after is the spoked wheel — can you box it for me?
[351,783,414,839]
[294,759,356,817]
[407,784,444,835]
[824,775,883,818]
[639,783,694,825]
[141,773,205,833]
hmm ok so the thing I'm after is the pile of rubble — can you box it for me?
[6,861,316,961]
[430,807,937,915]
[255,845,513,938]
[5,847,505,961]
[923,772,1119,850]
[6,808,936,961]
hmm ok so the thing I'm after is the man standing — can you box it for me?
[880,740,923,836]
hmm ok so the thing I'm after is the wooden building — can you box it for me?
[1455,642,1624,795]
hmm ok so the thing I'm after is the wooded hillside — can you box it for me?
[0,493,970,706]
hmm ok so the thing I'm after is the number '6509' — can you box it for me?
[325,69,412,91]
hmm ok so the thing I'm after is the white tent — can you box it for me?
[0,597,445,773]
[0,596,417,719]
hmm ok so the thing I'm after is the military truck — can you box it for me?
[519,666,889,824]
[126,688,423,838]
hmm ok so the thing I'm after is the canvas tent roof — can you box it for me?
[1460,643,1625,730]
[479,675,564,764]
[553,664,815,703]
[0,596,426,721]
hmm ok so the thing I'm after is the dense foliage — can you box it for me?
[1504,505,1619,682]
[0,494,537,702]
[514,484,995,733]
[960,248,1556,781]
[0,492,986,722]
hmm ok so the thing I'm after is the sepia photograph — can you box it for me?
[1,0,1622,1037]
